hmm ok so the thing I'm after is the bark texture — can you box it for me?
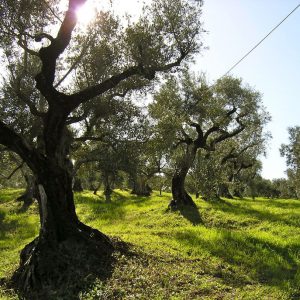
[171,144,197,207]
[218,184,233,199]
[12,163,113,297]
[131,176,152,196]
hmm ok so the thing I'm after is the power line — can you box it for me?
[222,3,300,77]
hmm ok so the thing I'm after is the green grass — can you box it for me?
[1,189,300,299]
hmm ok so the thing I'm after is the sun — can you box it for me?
[75,1,97,26]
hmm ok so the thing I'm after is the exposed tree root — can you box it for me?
[168,191,197,211]
[10,227,115,300]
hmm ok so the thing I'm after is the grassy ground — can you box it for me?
[0,189,300,299]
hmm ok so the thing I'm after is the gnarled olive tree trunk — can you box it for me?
[218,183,233,199]
[131,175,152,196]
[13,156,113,295]
[171,144,197,207]
[16,174,40,208]
[103,173,113,203]
[9,105,113,295]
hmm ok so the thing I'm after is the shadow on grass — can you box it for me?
[0,189,24,204]
[5,238,130,300]
[178,205,202,225]
[234,197,300,210]
[174,229,298,286]
[265,198,300,209]
[0,209,5,224]
[112,190,128,201]
[207,198,300,228]
[0,210,19,240]
[75,191,152,223]
[16,200,35,213]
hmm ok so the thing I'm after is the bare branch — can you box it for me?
[17,40,39,57]
[54,34,95,88]
[16,90,45,117]
[42,0,63,23]
[0,121,41,171]
[226,106,237,118]
[211,124,245,148]
[190,122,203,138]
[69,66,140,109]
[35,0,86,95]
[6,161,25,180]
[203,126,220,141]
[66,110,89,125]
[35,33,55,43]
[68,52,188,109]
[221,147,236,165]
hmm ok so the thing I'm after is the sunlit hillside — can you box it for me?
[1,189,300,299]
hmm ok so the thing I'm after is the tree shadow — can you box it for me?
[0,210,19,239]
[165,203,202,225]
[173,229,298,286]
[178,205,202,225]
[0,209,5,224]
[112,190,128,201]
[16,200,34,213]
[235,197,300,209]
[265,198,300,209]
[5,238,130,300]
[207,198,300,228]
[75,191,152,223]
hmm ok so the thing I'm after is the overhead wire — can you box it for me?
[221,3,300,78]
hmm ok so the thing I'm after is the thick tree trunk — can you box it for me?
[91,182,101,195]
[104,184,112,203]
[171,144,197,207]
[131,176,152,196]
[218,184,233,199]
[73,176,83,192]
[103,173,113,202]
[171,168,196,207]
[16,174,39,208]
[12,162,113,297]
[233,189,243,199]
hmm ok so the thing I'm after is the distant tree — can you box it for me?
[0,0,203,294]
[272,177,296,199]
[246,175,279,199]
[187,145,263,201]
[0,149,24,188]
[280,126,300,198]
[219,128,269,199]
[71,94,148,200]
[150,71,269,207]
[148,173,170,196]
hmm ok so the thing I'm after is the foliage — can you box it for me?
[0,151,24,189]
[280,126,300,198]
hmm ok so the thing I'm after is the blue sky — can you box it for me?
[193,0,300,179]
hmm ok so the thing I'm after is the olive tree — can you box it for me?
[150,72,269,207]
[0,0,203,295]
[280,126,300,198]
